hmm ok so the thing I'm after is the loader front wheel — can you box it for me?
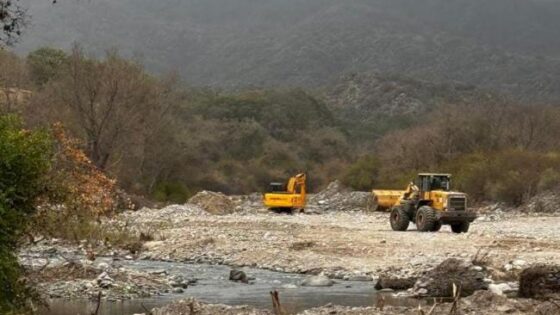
[416,206,437,232]
[390,206,410,231]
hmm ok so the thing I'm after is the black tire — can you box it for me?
[451,222,470,233]
[390,206,410,231]
[416,206,437,232]
[431,221,442,232]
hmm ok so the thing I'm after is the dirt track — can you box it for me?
[130,210,560,278]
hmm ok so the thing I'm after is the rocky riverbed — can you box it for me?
[22,186,560,314]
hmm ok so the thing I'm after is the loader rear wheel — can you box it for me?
[390,206,409,231]
[451,222,470,233]
[416,206,437,232]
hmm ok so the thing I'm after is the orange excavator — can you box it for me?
[263,173,306,212]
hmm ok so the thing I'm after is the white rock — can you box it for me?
[416,288,428,295]
[97,262,110,270]
[301,275,335,287]
[512,259,527,267]
[489,283,512,296]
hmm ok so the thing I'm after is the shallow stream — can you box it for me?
[39,258,415,315]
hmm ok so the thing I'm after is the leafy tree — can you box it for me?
[342,155,381,191]
[0,115,52,314]
[26,47,67,86]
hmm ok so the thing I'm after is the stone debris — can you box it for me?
[309,180,371,212]
[521,190,560,214]
[188,190,237,215]
[151,298,272,315]
[412,258,487,297]
[519,264,560,299]
[149,291,557,315]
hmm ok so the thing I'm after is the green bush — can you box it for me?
[342,155,381,191]
[152,181,191,203]
[0,115,52,313]
[448,150,560,205]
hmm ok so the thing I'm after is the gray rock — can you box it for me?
[229,269,249,284]
[301,275,335,287]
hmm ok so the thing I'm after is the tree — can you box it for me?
[0,49,29,113]
[42,46,162,170]
[342,155,381,190]
[27,47,67,86]
[0,115,52,313]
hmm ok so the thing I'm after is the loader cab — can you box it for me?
[416,173,451,192]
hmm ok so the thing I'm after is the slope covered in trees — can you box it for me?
[2,47,559,206]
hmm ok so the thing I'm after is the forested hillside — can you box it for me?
[2,47,560,206]
[16,0,560,102]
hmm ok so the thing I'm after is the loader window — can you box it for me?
[431,177,442,190]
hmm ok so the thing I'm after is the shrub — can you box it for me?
[0,115,52,313]
[152,181,190,203]
[342,155,381,190]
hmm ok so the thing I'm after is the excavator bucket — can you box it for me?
[369,190,405,212]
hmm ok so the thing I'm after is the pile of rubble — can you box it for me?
[32,260,191,300]
[521,190,560,214]
[519,264,560,299]
[411,258,488,297]
[309,180,371,212]
[188,191,237,215]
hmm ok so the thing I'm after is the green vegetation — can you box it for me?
[0,115,52,314]
[3,47,560,207]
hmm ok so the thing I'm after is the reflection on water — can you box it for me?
[41,260,416,315]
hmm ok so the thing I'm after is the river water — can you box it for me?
[40,259,416,315]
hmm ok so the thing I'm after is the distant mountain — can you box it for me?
[16,0,560,102]
[320,73,506,140]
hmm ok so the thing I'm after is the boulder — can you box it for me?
[301,275,335,287]
[229,269,249,284]
[375,276,417,290]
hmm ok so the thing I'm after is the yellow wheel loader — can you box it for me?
[263,173,306,212]
[372,173,476,233]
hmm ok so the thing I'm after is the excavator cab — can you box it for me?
[268,182,286,192]
[263,173,306,212]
